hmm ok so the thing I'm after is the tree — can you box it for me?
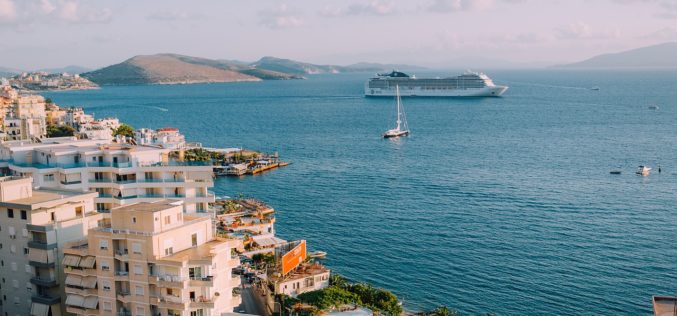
[45,98,53,104]
[113,123,134,138]
[46,125,75,138]
[433,306,457,316]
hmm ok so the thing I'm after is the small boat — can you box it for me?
[307,251,327,259]
[590,86,600,91]
[648,105,659,110]
[636,165,651,176]
[383,85,410,138]
[609,170,622,175]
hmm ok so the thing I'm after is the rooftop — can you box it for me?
[160,239,226,263]
[111,200,182,213]
[273,263,330,283]
[0,188,97,209]
[653,296,677,316]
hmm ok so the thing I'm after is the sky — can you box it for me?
[1,0,677,70]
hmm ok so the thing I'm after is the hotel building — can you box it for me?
[63,200,243,316]
[0,176,103,316]
[0,138,215,214]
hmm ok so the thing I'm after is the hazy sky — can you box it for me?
[1,0,676,69]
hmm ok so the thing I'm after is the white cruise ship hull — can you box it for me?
[365,85,508,97]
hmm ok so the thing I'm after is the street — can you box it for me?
[238,277,271,316]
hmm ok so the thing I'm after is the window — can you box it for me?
[10,245,15,254]
[133,264,142,275]
[7,209,13,218]
[191,233,197,247]
[135,285,144,296]
[136,307,145,316]
[100,260,110,271]
[21,229,27,237]
[43,174,54,182]
[99,239,109,250]
[23,248,28,255]
[24,265,30,273]
[176,213,181,221]
[164,216,170,225]
[7,226,14,238]
[132,217,136,224]
[132,243,142,254]
[102,280,111,291]
[19,211,26,220]
[190,309,204,316]
[164,247,173,256]
[50,212,55,221]
[75,206,83,217]
[103,301,112,311]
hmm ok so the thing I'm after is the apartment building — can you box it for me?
[0,138,215,213]
[63,201,243,316]
[2,95,47,141]
[0,176,102,316]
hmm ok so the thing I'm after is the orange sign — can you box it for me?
[281,240,306,275]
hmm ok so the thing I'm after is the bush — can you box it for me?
[298,286,360,310]
[46,125,75,137]
[113,123,134,138]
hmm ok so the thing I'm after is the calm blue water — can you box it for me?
[45,70,677,315]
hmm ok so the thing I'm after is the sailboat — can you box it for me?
[383,85,410,138]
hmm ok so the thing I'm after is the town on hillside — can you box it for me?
[0,82,406,316]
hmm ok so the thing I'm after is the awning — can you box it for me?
[65,275,83,287]
[83,296,98,309]
[65,294,84,307]
[62,254,81,267]
[252,234,287,247]
[28,250,48,263]
[79,256,96,268]
[30,302,49,316]
[82,276,97,289]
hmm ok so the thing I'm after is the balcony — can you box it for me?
[189,297,214,309]
[114,270,129,281]
[114,249,129,261]
[188,275,214,287]
[154,274,186,287]
[152,295,187,309]
[30,276,58,287]
[32,294,61,305]
[116,291,132,303]
[28,240,57,250]
[60,180,82,185]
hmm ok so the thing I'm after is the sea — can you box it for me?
[44,70,677,315]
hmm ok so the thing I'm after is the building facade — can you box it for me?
[63,201,243,316]
[0,176,102,316]
[0,138,215,213]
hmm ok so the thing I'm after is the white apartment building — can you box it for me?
[0,176,103,316]
[63,201,243,316]
[0,138,215,214]
[3,95,47,141]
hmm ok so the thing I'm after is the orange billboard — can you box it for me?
[281,240,306,275]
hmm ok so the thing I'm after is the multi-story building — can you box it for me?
[2,95,47,141]
[0,175,102,316]
[63,200,243,316]
[0,138,215,213]
[135,127,187,149]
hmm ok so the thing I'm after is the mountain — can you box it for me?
[556,42,677,68]
[82,54,300,85]
[252,56,425,75]
[0,66,22,77]
[37,65,92,74]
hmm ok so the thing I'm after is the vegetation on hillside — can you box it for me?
[113,123,134,138]
[46,125,75,137]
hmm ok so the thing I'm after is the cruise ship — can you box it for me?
[365,71,508,97]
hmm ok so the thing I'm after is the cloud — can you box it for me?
[554,22,621,40]
[0,0,17,22]
[0,0,111,28]
[147,10,203,22]
[427,0,495,12]
[320,1,396,17]
[259,4,303,29]
[638,27,677,40]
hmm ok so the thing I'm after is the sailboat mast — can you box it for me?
[396,85,402,130]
